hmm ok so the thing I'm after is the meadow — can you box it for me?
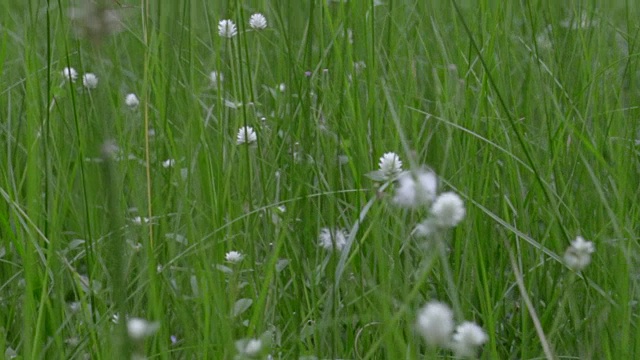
[1,0,639,359]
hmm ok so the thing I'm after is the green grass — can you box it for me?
[1,0,639,358]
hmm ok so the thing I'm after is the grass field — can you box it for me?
[1,0,639,359]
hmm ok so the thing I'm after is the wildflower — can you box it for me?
[249,13,267,30]
[413,218,437,238]
[82,73,99,89]
[450,322,488,358]
[244,338,263,356]
[564,236,595,271]
[225,251,244,263]
[393,170,437,208]
[378,152,403,180]
[318,228,347,251]
[415,301,454,347]
[278,83,286,92]
[236,338,263,358]
[430,192,465,228]
[210,71,224,88]
[125,93,139,108]
[237,126,257,145]
[162,159,176,168]
[62,67,78,82]
[218,19,238,38]
[127,318,160,341]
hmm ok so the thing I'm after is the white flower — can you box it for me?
[162,159,176,168]
[210,71,224,88]
[225,251,244,263]
[236,338,263,358]
[415,301,454,347]
[82,73,99,89]
[318,228,347,251]
[249,13,267,30]
[378,152,403,180]
[125,93,139,108]
[393,170,437,208]
[564,236,595,271]
[244,338,263,356]
[430,192,466,228]
[218,19,237,38]
[127,317,160,340]
[278,83,286,92]
[413,218,437,238]
[237,126,257,145]
[131,216,151,225]
[62,67,78,82]
[450,322,488,358]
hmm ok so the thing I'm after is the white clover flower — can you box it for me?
[378,152,403,180]
[225,251,244,263]
[218,19,237,38]
[127,317,160,341]
[413,218,437,238]
[249,13,267,30]
[210,71,224,88]
[125,93,139,108]
[450,322,488,358]
[564,236,595,271]
[82,73,98,89]
[237,126,257,145]
[235,338,263,358]
[62,67,78,82]
[244,338,263,356]
[162,159,176,168]
[430,192,466,228]
[318,227,347,251]
[393,170,437,208]
[416,301,454,347]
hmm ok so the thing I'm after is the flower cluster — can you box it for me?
[218,13,268,39]
[61,67,100,90]
[393,169,438,208]
[373,152,466,235]
[416,301,488,358]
